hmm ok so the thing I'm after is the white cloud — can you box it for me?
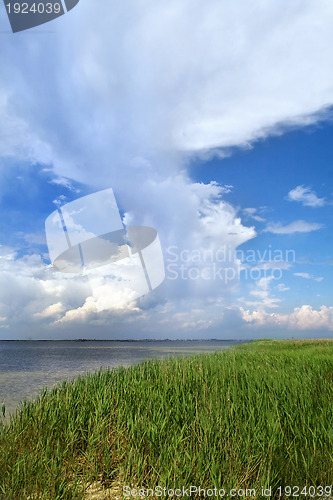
[240,276,281,310]
[0,91,49,163]
[0,244,17,260]
[294,272,312,279]
[0,176,256,332]
[276,283,290,292]
[55,179,256,324]
[241,304,333,331]
[16,232,47,246]
[243,208,266,222]
[48,177,80,193]
[294,272,324,282]
[0,248,92,333]
[2,0,333,185]
[255,261,292,270]
[34,302,64,319]
[2,1,333,335]
[0,242,239,337]
[55,295,139,324]
[287,185,326,207]
[53,194,67,208]
[264,220,324,234]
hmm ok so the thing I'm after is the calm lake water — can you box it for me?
[0,340,246,418]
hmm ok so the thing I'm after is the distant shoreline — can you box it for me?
[0,338,249,342]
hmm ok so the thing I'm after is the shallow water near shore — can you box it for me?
[0,339,245,417]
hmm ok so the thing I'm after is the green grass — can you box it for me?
[0,339,333,499]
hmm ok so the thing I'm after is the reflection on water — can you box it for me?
[0,340,246,418]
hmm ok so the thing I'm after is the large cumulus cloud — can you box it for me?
[1,0,333,336]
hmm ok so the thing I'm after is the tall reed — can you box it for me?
[0,340,332,499]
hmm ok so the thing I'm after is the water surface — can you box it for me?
[0,340,245,418]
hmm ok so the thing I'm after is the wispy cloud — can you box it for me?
[264,220,324,234]
[241,276,281,310]
[48,177,80,193]
[0,244,17,260]
[16,232,47,246]
[243,207,266,222]
[276,283,290,292]
[287,185,326,207]
[293,272,324,282]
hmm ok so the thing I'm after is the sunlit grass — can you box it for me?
[0,339,332,499]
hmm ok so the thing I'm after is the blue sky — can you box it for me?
[192,124,333,313]
[0,0,333,339]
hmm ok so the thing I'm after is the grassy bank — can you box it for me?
[0,339,333,499]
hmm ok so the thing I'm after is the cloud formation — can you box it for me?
[293,272,324,282]
[264,220,324,234]
[2,0,333,185]
[242,208,266,223]
[1,0,333,335]
[287,185,326,207]
[241,305,333,331]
